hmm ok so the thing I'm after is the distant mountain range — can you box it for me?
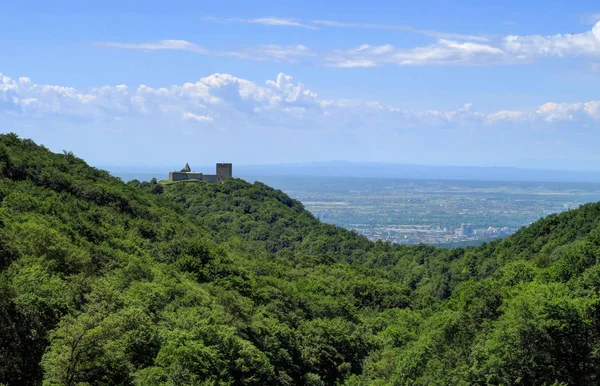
[104,161,600,183]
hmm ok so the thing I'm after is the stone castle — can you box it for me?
[168,163,232,183]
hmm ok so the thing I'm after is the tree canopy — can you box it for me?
[2,133,600,385]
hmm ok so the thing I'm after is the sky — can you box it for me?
[2,0,600,170]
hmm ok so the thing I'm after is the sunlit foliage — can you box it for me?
[2,133,600,385]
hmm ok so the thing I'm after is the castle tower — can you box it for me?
[216,163,232,181]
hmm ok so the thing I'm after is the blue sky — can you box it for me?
[2,0,600,170]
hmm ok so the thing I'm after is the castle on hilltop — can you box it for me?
[168,163,232,183]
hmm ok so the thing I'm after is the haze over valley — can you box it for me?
[112,166,600,247]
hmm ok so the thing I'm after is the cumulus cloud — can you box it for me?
[503,21,600,58]
[2,71,600,132]
[0,72,322,124]
[536,101,600,121]
[484,102,600,124]
[1,74,103,117]
[486,110,528,123]
[266,73,317,105]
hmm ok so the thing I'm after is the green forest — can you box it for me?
[3,133,600,385]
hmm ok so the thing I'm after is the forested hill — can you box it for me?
[3,133,600,385]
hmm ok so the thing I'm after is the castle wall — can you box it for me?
[203,175,219,183]
[169,172,188,181]
[185,172,205,180]
[169,172,219,182]
[169,163,232,183]
[169,172,203,181]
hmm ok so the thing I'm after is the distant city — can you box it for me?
[254,176,596,248]
[112,170,600,248]
[339,222,519,246]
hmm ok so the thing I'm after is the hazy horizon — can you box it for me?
[3,1,600,169]
[101,159,600,172]
[105,161,600,184]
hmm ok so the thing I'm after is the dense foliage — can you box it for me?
[2,133,600,385]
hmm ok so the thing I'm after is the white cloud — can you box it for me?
[97,21,600,68]
[182,112,213,122]
[250,17,316,29]
[503,21,600,58]
[535,101,600,122]
[333,59,378,68]
[326,39,506,67]
[202,16,317,30]
[312,19,489,42]
[0,72,322,124]
[487,110,528,123]
[266,73,317,104]
[536,102,580,121]
[99,40,314,63]
[98,40,207,53]
[323,20,600,67]
[2,71,600,132]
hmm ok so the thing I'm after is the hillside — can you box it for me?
[2,133,600,385]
